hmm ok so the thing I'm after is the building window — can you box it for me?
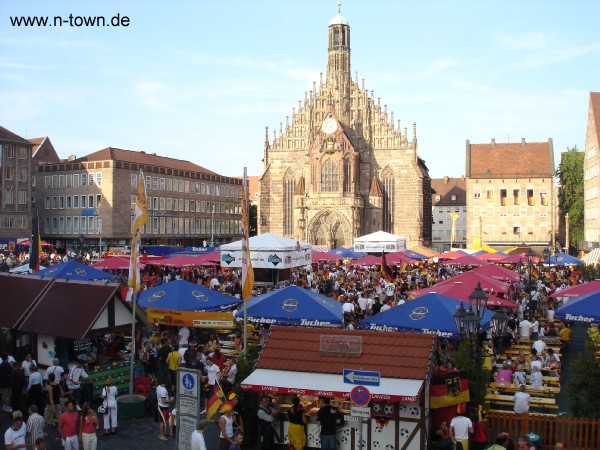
[513,189,520,205]
[18,168,27,182]
[44,217,50,233]
[527,189,534,206]
[59,196,64,209]
[45,197,51,209]
[59,217,64,233]
[18,147,26,159]
[451,194,457,201]
[486,188,493,199]
[160,197,165,210]
[5,217,15,228]
[73,216,79,232]
[73,196,79,208]
[167,179,173,191]
[473,188,481,199]
[81,195,86,208]
[131,174,137,188]
[513,226,520,235]
[153,177,159,190]
[160,178,166,190]
[59,175,65,188]
[153,197,159,210]
[145,176,151,190]
[186,181,190,194]
[179,198,184,211]
[88,173,94,186]
[96,173,102,186]
[81,173,87,187]
[66,196,71,209]
[45,176,52,188]
[500,189,507,206]
[540,193,548,206]
[17,190,27,205]
[382,170,395,233]
[73,174,79,187]
[66,216,72,233]
[321,159,339,192]
[283,172,295,235]
[52,196,57,209]
[6,145,14,158]
[66,174,72,187]
[179,180,184,193]
[88,195,94,208]
[5,166,14,180]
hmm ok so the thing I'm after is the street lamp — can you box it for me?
[525,249,536,315]
[543,247,550,264]
[491,307,510,354]
[453,284,490,409]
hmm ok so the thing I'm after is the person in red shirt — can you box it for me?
[473,407,488,450]
[211,349,227,369]
[58,400,80,450]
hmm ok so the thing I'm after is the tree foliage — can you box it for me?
[569,326,600,418]
[557,147,584,251]
[451,340,490,410]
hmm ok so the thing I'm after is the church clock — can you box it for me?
[321,117,338,134]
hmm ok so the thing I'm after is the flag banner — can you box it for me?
[429,371,470,409]
[127,170,148,301]
[206,382,226,420]
[530,266,540,279]
[241,175,254,301]
[29,209,42,272]
[381,252,389,279]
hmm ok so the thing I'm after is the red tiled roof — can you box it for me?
[467,140,553,178]
[0,125,32,145]
[431,177,466,206]
[76,147,218,175]
[257,327,434,380]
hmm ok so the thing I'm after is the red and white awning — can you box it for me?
[240,369,423,403]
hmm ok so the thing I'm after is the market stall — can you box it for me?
[220,233,312,286]
[353,231,408,253]
[240,327,436,450]
[234,285,343,327]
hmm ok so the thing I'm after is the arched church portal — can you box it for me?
[307,210,350,249]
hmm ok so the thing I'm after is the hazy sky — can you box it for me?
[1,1,598,179]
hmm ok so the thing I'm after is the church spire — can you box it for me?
[326,1,351,120]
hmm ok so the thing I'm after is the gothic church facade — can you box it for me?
[258,7,431,249]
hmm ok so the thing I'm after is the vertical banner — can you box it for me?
[241,169,254,301]
[29,208,42,272]
[127,170,148,301]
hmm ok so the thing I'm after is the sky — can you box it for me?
[1,0,599,180]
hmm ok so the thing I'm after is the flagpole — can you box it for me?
[243,168,248,356]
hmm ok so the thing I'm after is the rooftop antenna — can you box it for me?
[338,1,341,13]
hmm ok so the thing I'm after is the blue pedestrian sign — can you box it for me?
[343,369,380,386]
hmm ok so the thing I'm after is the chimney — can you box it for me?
[491,138,496,146]
[67,155,77,161]
[521,138,526,146]
[444,176,449,184]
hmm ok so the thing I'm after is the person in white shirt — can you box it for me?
[156,379,173,441]
[530,357,543,373]
[66,361,89,410]
[4,415,26,450]
[22,354,37,379]
[380,300,391,312]
[519,319,532,340]
[532,339,546,354]
[204,357,221,411]
[43,358,65,384]
[178,327,190,348]
[513,385,530,413]
[450,412,473,450]
[190,419,209,450]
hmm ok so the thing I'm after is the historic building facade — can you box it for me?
[36,147,242,250]
[0,126,34,241]
[431,177,467,252]
[465,138,556,251]
[583,92,600,250]
[257,8,431,249]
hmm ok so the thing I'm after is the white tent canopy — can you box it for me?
[353,231,408,253]
[220,233,312,269]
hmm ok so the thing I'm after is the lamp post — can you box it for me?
[525,249,536,315]
[543,247,550,265]
[453,282,489,408]
[491,307,510,355]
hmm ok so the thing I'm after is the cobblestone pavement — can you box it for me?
[0,408,222,450]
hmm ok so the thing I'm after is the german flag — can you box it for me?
[530,265,540,279]
[381,252,389,280]
[206,383,226,420]
[429,371,470,409]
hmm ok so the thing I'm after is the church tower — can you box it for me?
[327,3,351,122]
[257,4,432,249]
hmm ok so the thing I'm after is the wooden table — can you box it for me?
[488,382,560,395]
[505,347,561,357]
[485,393,558,411]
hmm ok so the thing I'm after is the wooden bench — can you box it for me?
[489,382,560,396]
[485,393,559,411]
